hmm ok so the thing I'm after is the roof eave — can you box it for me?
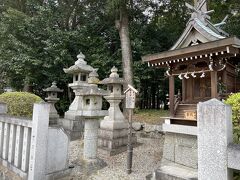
[142,37,240,64]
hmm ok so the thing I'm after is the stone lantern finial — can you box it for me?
[51,81,57,88]
[88,69,100,85]
[110,66,119,78]
[75,52,87,65]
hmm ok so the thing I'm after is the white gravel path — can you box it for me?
[64,134,164,180]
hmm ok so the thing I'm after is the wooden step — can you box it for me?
[174,104,197,120]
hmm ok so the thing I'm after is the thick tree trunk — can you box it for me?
[115,11,133,86]
[115,6,133,117]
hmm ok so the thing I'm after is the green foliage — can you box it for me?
[0,0,240,112]
[225,93,240,143]
[0,92,42,118]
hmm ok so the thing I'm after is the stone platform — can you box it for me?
[147,162,197,180]
[148,121,198,180]
[98,128,137,156]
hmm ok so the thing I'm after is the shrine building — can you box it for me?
[142,0,240,126]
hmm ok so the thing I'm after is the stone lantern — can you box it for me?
[98,66,131,156]
[62,52,94,139]
[43,82,63,125]
[80,70,108,160]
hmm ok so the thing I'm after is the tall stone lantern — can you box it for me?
[62,52,94,140]
[43,82,63,125]
[98,66,130,156]
[80,70,108,160]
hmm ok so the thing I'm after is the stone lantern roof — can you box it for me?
[79,70,108,96]
[43,82,63,93]
[63,52,94,74]
[100,66,126,85]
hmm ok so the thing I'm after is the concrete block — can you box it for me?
[0,103,7,114]
[162,133,175,162]
[176,134,197,148]
[175,145,198,169]
[47,127,69,174]
[154,162,198,180]
[227,144,240,170]
[98,128,128,139]
[162,132,198,169]
[162,124,197,136]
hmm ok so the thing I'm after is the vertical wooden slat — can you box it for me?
[211,71,218,98]
[8,124,16,163]
[189,77,194,102]
[222,70,228,92]
[21,127,31,172]
[169,75,175,117]
[182,79,186,103]
[2,123,10,159]
[0,122,4,156]
[14,125,23,168]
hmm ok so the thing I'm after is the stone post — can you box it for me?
[0,103,7,114]
[28,103,50,180]
[198,98,233,180]
[83,119,99,159]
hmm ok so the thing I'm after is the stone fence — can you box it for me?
[198,99,240,180]
[0,103,69,180]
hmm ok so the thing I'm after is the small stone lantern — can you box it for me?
[43,82,63,125]
[80,70,107,160]
[98,66,132,156]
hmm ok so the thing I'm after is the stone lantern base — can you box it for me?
[61,115,84,141]
[98,124,137,156]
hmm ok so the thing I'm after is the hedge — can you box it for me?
[0,92,42,118]
[225,93,240,143]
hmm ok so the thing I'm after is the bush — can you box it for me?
[225,93,240,143]
[0,92,42,118]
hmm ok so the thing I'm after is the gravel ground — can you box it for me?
[63,134,164,180]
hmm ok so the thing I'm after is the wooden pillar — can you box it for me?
[222,70,227,93]
[182,79,186,103]
[169,75,175,117]
[211,71,218,98]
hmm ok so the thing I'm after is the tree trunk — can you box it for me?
[115,8,133,86]
[23,76,33,92]
[115,6,133,117]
